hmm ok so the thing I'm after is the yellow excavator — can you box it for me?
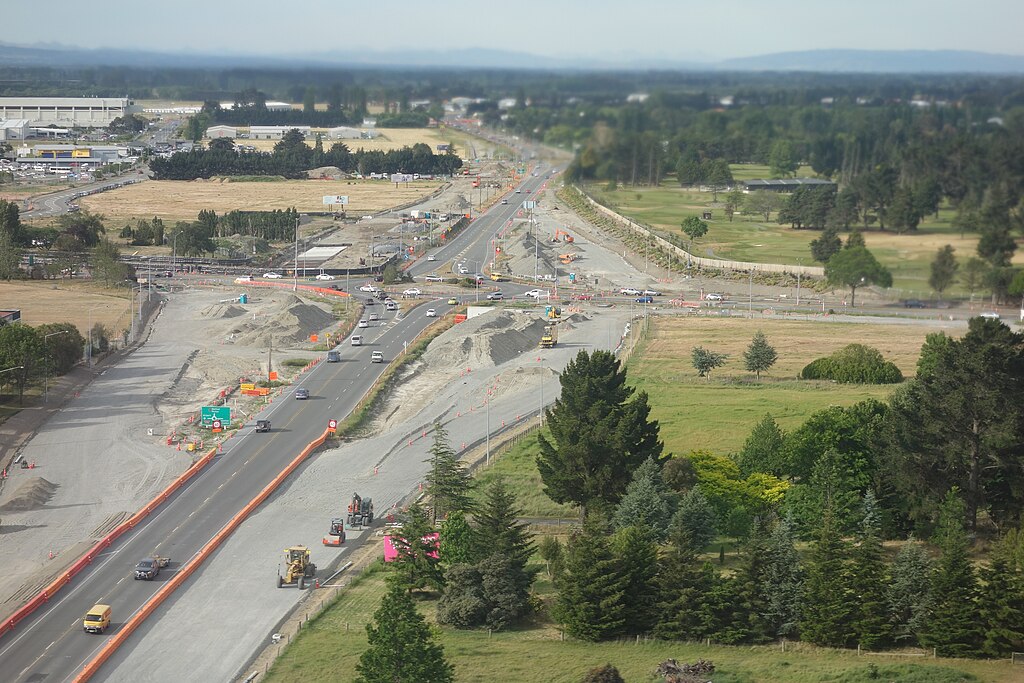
[277,546,317,589]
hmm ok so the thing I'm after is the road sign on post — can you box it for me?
[212,419,223,433]
[327,419,338,433]
[201,406,231,424]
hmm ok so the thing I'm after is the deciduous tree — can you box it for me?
[691,346,727,379]
[824,245,893,306]
[743,330,777,380]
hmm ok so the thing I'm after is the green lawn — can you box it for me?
[266,562,1018,683]
[473,431,577,519]
[586,172,1023,297]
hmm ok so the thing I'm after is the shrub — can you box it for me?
[800,344,903,384]
[281,357,313,368]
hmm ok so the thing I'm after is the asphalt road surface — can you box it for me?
[0,299,447,682]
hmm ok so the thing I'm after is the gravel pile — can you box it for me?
[0,478,58,513]
[224,294,336,347]
[200,303,246,319]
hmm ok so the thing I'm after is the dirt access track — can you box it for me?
[80,178,444,223]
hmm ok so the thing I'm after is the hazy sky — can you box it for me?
[10,0,1024,61]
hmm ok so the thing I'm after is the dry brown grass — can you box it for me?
[79,178,444,222]
[225,128,453,155]
[2,281,133,337]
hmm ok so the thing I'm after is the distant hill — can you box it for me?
[1,42,1023,74]
[716,49,1024,74]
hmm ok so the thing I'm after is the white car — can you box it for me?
[403,288,422,296]
[359,284,379,293]
[619,288,641,296]
[263,272,282,279]
[524,289,544,298]
[458,266,469,275]
[705,293,724,301]
[426,308,437,317]
[642,289,662,297]
[358,320,369,328]
[315,273,335,281]
[427,255,436,262]
[424,274,443,282]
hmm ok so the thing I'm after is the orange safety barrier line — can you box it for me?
[74,428,332,682]
[233,280,351,298]
[0,446,220,638]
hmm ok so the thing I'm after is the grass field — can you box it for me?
[1,281,132,335]
[587,173,1024,296]
[266,558,1019,683]
[79,177,444,222]
[627,316,947,455]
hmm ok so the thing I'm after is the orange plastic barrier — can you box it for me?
[233,280,350,298]
[0,446,220,638]
[73,429,331,682]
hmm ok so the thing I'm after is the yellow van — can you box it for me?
[83,604,111,634]
[489,273,504,282]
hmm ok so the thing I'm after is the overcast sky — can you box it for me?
[10,0,1024,61]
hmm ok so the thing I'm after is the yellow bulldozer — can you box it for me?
[539,323,558,349]
[277,546,317,589]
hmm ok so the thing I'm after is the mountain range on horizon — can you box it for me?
[2,42,1024,74]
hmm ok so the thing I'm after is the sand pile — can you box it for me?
[0,478,58,513]
[200,303,246,319]
[224,294,336,347]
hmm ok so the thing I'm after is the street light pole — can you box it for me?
[293,216,299,292]
[485,390,491,466]
[171,231,178,275]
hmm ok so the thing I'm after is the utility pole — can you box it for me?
[748,270,753,318]
[293,215,299,292]
[267,335,273,377]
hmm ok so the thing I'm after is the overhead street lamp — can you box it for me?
[43,330,69,403]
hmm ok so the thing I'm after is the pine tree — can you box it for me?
[669,488,718,553]
[737,413,786,477]
[424,421,474,519]
[743,330,778,380]
[612,526,659,636]
[653,528,715,641]
[435,564,486,628]
[848,492,892,649]
[478,552,530,631]
[761,515,803,639]
[920,489,981,657]
[356,581,454,683]
[977,533,1024,656]
[438,511,474,567]
[800,508,854,647]
[555,516,626,641]
[885,538,932,645]
[390,503,443,593]
[473,479,537,599]
[722,517,773,643]
[613,457,674,541]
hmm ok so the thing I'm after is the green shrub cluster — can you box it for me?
[800,344,903,384]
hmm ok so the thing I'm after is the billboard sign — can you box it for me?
[390,174,414,183]
[322,195,349,205]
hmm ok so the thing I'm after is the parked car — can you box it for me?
[635,296,654,304]
[487,291,504,300]
[524,289,544,298]
[573,293,594,301]
[903,299,927,308]
[979,312,1001,320]
[295,388,310,400]
[316,273,335,281]
[619,287,641,296]
[705,293,724,301]
[403,288,422,296]
[371,351,384,363]
[424,274,443,282]
[642,289,662,297]
[426,308,437,317]
[263,272,282,279]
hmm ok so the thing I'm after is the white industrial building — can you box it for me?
[248,126,311,140]
[0,98,141,128]
[0,119,31,141]
[326,126,363,140]
[220,101,292,112]
[206,125,238,139]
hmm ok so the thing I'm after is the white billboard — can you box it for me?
[390,174,414,183]
[322,195,349,205]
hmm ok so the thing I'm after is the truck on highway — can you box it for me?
[83,604,111,634]
[134,556,170,580]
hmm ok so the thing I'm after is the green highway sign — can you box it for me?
[200,406,231,424]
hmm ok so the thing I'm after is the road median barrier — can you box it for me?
[73,428,332,682]
[0,445,220,637]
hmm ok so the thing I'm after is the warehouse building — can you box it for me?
[206,125,238,139]
[326,126,364,140]
[248,126,311,140]
[743,178,836,193]
[0,98,141,128]
[0,119,31,141]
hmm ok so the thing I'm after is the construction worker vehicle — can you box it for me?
[134,556,170,580]
[347,492,375,528]
[540,324,558,349]
[277,546,316,589]
[323,518,346,546]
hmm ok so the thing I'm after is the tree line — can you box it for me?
[0,322,87,404]
[150,130,462,180]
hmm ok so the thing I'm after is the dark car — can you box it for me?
[903,299,927,308]
[255,419,271,432]
[635,296,654,303]
[295,388,310,400]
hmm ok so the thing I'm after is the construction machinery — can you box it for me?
[322,518,346,546]
[552,229,574,243]
[540,323,558,349]
[544,305,561,320]
[347,492,375,528]
[559,252,578,264]
[277,546,316,589]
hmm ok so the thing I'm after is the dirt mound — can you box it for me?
[200,303,246,319]
[420,309,547,370]
[224,294,337,347]
[307,166,344,179]
[0,478,59,512]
